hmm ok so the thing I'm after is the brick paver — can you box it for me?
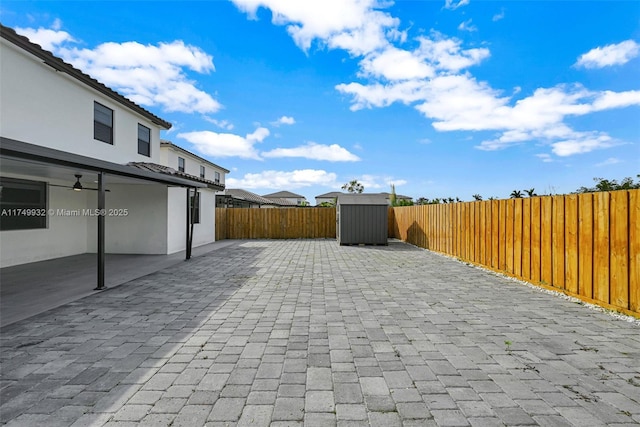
[1,240,639,426]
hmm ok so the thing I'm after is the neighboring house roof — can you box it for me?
[160,141,230,173]
[266,198,298,206]
[128,162,225,190]
[1,137,208,188]
[379,192,412,200]
[0,24,172,130]
[263,191,305,199]
[222,189,279,205]
[221,189,299,206]
[316,191,344,199]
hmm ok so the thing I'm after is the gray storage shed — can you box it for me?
[337,194,388,245]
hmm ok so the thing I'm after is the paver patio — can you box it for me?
[1,239,639,426]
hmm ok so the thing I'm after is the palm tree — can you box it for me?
[524,188,537,197]
[341,180,364,193]
[389,184,397,206]
[472,194,483,201]
[510,190,523,198]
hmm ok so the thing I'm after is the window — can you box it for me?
[138,124,150,157]
[189,190,200,224]
[0,178,47,231]
[214,171,220,183]
[178,157,185,172]
[200,165,205,179]
[94,102,113,144]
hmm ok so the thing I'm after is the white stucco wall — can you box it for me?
[86,184,168,254]
[0,174,90,268]
[167,187,216,254]
[0,40,162,164]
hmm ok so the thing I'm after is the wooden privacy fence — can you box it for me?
[215,207,336,240]
[390,190,640,317]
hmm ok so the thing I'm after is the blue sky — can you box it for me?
[2,1,639,203]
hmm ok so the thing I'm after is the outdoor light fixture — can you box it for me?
[72,174,83,191]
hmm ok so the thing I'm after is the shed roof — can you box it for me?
[337,193,388,205]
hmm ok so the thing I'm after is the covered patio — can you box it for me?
[0,240,236,326]
[1,138,217,304]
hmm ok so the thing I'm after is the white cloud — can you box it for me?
[336,80,430,110]
[416,35,490,72]
[233,1,638,158]
[444,0,470,10]
[231,0,398,56]
[178,127,270,160]
[492,9,505,21]
[263,142,360,161]
[203,117,235,130]
[359,46,435,81]
[592,90,640,110]
[353,35,489,83]
[247,127,271,142]
[457,19,477,32]
[575,40,640,68]
[551,133,614,156]
[596,157,622,167]
[272,115,296,126]
[15,26,75,51]
[340,56,638,157]
[356,174,407,190]
[16,26,220,114]
[227,169,338,189]
[536,154,554,163]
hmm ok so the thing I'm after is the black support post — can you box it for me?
[186,187,192,260]
[95,172,106,290]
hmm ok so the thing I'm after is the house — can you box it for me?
[160,140,228,187]
[262,191,308,206]
[315,191,344,206]
[217,189,297,208]
[0,24,226,286]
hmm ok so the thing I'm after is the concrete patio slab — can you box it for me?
[1,240,638,426]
